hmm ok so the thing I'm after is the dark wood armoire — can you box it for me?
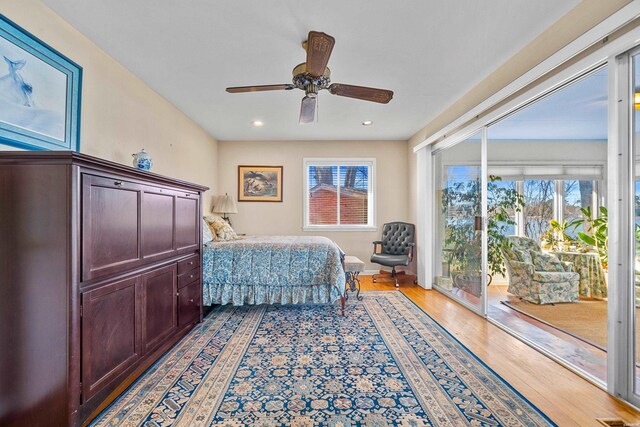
[0,152,208,426]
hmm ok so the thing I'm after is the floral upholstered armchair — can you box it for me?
[501,236,580,304]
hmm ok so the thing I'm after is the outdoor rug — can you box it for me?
[92,291,555,426]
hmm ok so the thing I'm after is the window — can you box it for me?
[523,179,555,241]
[304,158,375,231]
[563,180,594,237]
[499,178,597,241]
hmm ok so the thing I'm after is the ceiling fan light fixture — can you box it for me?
[362,120,373,126]
[299,95,317,124]
[252,120,264,127]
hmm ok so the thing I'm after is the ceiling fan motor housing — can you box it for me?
[292,63,331,93]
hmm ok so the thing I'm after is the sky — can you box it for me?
[488,67,608,141]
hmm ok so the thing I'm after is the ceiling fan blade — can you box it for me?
[306,31,335,78]
[328,83,393,104]
[299,96,317,124]
[226,84,295,93]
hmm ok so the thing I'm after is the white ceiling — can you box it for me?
[42,0,579,141]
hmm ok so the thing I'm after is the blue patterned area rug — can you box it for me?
[92,292,555,426]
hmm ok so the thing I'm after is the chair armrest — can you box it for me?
[560,261,575,273]
[408,243,416,262]
[372,240,383,254]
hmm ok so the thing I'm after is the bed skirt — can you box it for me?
[203,282,343,306]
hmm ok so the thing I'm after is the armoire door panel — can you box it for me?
[142,264,178,353]
[178,281,201,327]
[81,277,140,402]
[175,195,199,251]
[142,189,175,259]
[82,175,142,280]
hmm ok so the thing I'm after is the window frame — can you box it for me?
[518,178,600,238]
[303,157,376,232]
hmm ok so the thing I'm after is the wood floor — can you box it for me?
[488,284,609,384]
[358,275,640,426]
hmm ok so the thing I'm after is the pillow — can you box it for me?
[202,219,214,244]
[203,215,225,241]
[203,214,224,224]
[531,251,565,272]
[210,219,238,242]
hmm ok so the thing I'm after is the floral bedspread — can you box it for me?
[202,236,345,306]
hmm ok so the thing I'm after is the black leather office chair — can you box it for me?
[371,222,416,287]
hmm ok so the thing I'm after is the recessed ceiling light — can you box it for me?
[252,120,264,127]
[362,120,373,126]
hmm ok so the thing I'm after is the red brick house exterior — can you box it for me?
[309,184,368,225]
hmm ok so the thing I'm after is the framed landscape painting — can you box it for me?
[238,165,283,202]
[0,15,82,151]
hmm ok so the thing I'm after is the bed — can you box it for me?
[202,235,346,312]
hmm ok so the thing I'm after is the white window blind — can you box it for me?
[442,163,604,182]
[304,158,376,231]
[486,164,604,181]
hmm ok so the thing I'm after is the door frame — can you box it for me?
[610,45,640,406]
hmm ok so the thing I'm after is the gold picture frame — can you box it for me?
[238,165,283,202]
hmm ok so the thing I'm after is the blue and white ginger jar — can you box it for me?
[132,149,153,171]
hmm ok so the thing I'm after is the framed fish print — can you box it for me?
[238,165,283,202]
[0,15,82,151]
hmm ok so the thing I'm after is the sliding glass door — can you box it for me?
[433,132,487,315]
[422,21,640,407]
[484,67,609,385]
[431,67,610,385]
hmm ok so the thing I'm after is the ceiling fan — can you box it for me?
[226,31,394,124]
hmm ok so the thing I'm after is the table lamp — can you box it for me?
[213,193,238,226]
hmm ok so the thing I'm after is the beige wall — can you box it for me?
[217,140,409,271]
[0,0,219,208]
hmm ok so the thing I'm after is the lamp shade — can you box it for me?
[213,194,238,214]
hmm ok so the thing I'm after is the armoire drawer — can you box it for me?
[178,269,200,289]
[178,254,200,274]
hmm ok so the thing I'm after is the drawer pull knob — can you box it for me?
[189,298,194,303]
[189,261,193,265]
[190,274,194,278]
[114,181,123,186]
